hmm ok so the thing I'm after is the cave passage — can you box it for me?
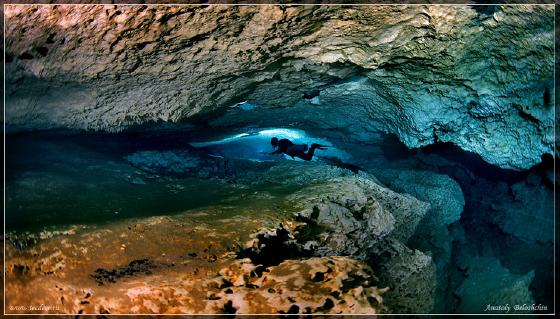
[3,3,554,316]
[4,131,290,232]
[4,127,355,232]
[4,125,554,315]
[189,127,351,162]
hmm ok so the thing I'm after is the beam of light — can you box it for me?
[257,128,306,140]
[190,133,250,147]
[191,128,307,147]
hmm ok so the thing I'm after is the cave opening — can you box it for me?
[189,127,351,163]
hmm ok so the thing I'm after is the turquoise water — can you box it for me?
[189,127,351,162]
[5,132,305,233]
[5,133,249,232]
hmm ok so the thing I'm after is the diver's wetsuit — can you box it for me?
[270,138,326,161]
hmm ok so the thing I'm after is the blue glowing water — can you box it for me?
[190,127,351,162]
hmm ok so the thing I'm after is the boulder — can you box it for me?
[371,168,465,312]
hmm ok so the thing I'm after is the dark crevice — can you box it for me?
[303,90,320,99]
[36,47,49,57]
[223,300,237,314]
[471,4,500,16]
[18,52,34,60]
[316,298,334,312]
[388,134,529,184]
[516,108,541,124]
[46,33,56,44]
[91,259,158,285]
[237,225,308,267]
[311,271,325,282]
[543,87,552,107]
[287,304,299,314]
[294,214,327,245]
[158,11,186,24]
[135,42,148,50]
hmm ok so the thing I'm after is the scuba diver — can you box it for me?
[265,137,327,161]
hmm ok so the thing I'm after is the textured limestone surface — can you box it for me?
[288,174,430,256]
[370,168,464,312]
[371,169,464,227]
[244,162,437,313]
[370,238,437,314]
[5,188,385,314]
[4,4,554,170]
[213,257,387,314]
[179,156,441,313]
[6,158,446,314]
[6,159,447,314]
[369,147,553,312]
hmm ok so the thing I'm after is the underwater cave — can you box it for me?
[3,3,556,315]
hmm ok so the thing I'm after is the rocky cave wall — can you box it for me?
[4,4,555,170]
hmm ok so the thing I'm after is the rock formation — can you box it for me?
[4,4,554,170]
[241,162,438,313]
[370,168,464,312]
[5,159,443,314]
[5,189,387,315]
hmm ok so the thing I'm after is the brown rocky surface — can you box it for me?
[6,205,386,314]
[4,161,443,314]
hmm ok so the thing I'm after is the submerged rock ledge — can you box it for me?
[4,142,543,314]
[4,5,554,170]
[5,161,435,314]
[6,163,394,314]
